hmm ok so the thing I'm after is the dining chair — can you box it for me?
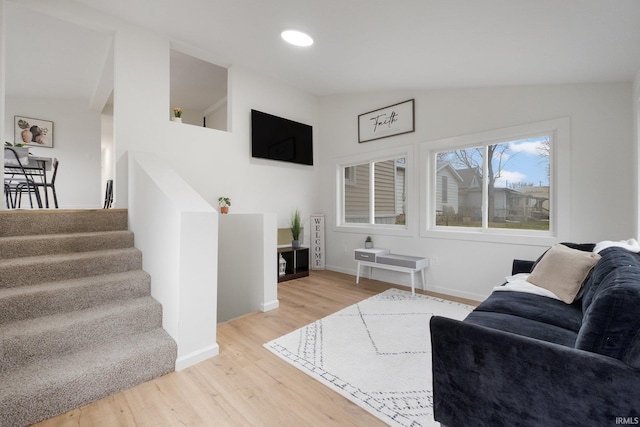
[32,158,59,208]
[4,147,42,208]
[103,179,113,209]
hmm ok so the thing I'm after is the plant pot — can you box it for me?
[220,206,229,214]
[5,146,29,166]
[171,117,182,123]
[292,240,301,249]
[365,241,373,249]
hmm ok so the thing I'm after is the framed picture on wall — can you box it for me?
[14,116,54,148]
[358,99,414,143]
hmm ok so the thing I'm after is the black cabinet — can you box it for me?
[278,247,309,282]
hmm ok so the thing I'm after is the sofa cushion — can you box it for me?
[527,244,601,304]
[530,242,596,271]
[473,291,583,332]
[581,247,640,312]
[464,311,578,347]
[575,265,640,367]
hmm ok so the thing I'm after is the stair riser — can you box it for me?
[0,231,135,259]
[0,249,142,288]
[0,271,151,325]
[0,210,128,237]
[1,298,164,373]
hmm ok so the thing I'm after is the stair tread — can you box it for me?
[0,209,129,237]
[0,246,140,266]
[0,328,176,389]
[2,295,160,338]
[0,229,133,241]
[0,269,148,298]
[0,230,134,258]
[0,247,143,289]
[0,329,176,427]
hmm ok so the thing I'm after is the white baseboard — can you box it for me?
[175,343,220,371]
[261,299,279,312]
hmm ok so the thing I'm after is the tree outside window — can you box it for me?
[434,136,550,231]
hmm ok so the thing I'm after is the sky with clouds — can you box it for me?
[492,136,549,188]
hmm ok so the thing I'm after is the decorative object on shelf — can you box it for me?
[172,107,183,123]
[279,253,287,276]
[358,99,414,143]
[14,116,53,148]
[365,236,373,249]
[217,196,231,214]
[4,141,29,166]
[290,208,303,248]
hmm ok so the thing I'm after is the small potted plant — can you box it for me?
[4,141,29,166]
[365,236,373,249]
[290,209,303,248]
[218,197,231,214]
[172,107,183,123]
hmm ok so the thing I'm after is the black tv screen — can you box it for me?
[251,109,313,166]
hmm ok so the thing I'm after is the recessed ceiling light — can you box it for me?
[281,30,314,47]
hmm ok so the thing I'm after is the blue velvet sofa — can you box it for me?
[430,244,640,427]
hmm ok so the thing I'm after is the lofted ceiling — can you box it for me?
[5,0,640,106]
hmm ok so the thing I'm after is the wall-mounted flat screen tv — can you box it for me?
[251,109,313,166]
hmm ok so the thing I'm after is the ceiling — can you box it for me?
[5,0,640,104]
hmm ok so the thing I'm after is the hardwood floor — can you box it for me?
[33,270,478,427]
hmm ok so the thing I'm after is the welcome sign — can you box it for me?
[311,214,325,270]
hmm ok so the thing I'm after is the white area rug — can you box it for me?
[264,288,474,426]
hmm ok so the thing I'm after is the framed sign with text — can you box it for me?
[358,99,414,143]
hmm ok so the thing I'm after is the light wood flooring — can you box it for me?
[33,270,478,427]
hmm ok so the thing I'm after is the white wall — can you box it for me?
[218,213,278,323]
[166,65,322,240]
[0,0,5,183]
[634,70,640,239]
[129,152,219,371]
[4,97,102,208]
[319,84,636,301]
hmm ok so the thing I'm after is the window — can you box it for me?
[338,151,410,229]
[434,136,550,232]
[426,117,569,240]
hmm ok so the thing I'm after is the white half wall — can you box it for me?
[129,151,219,371]
[218,213,278,323]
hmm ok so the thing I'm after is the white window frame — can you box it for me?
[420,118,570,245]
[335,145,414,236]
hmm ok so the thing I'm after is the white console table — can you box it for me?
[354,248,429,296]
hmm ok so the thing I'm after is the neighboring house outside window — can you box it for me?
[425,117,568,240]
[337,147,412,232]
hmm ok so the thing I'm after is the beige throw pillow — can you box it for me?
[527,244,601,304]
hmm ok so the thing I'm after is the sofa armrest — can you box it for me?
[511,259,535,275]
[430,316,640,427]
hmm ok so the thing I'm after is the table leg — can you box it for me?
[37,160,49,208]
[410,272,415,296]
[356,262,361,285]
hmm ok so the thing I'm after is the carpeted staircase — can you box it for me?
[0,209,177,427]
